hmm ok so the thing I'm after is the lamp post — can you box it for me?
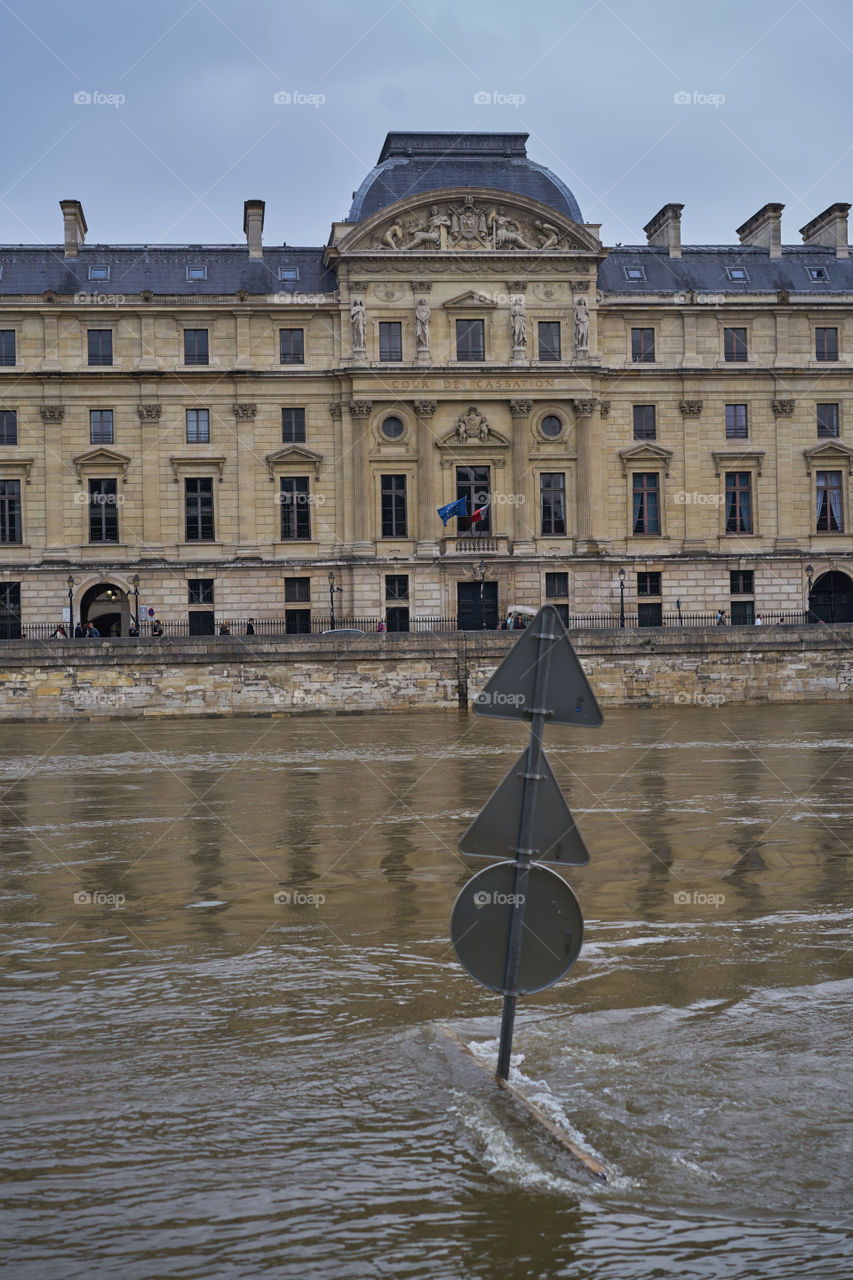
[328,570,342,630]
[477,558,487,630]
[806,563,814,623]
[618,567,626,628]
[131,574,140,631]
[67,575,74,635]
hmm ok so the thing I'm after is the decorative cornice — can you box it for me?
[599,400,611,417]
[349,400,373,420]
[169,455,227,483]
[232,403,257,421]
[410,280,432,293]
[509,399,534,417]
[40,405,64,423]
[619,442,674,477]
[570,280,590,292]
[72,447,132,484]
[572,398,598,417]
[136,404,161,422]
[0,458,34,484]
[413,400,437,417]
[265,444,324,479]
[802,440,853,475]
[328,403,343,419]
[711,449,766,478]
[679,400,703,417]
[772,399,795,417]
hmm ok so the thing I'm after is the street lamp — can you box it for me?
[806,563,814,623]
[67,575,74,635]
[477,558,487,629]
[328,570,342,630]
[618,567,626,628]
[131,574,140,631]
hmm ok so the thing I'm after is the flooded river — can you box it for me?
[1,705,852,1279]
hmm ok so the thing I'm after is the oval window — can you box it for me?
[540,415,563,439]
[381,416,405,440]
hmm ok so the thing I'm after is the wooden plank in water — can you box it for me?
[437,1023,608,1184]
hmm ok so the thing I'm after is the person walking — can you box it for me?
[755,613,763,625]
[219,620,231,635]
[245,618,255,635]
[85,621,100,638]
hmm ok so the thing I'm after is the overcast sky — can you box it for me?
[1,0,851,251]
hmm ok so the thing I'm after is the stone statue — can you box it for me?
[488,207,536,251]
[455,406,489,442]
[350,296,366,350]
[382,223,403,250]
[403,206,450,250]
[415,297,430,350]
[510,294,527,350]
[535,220,560,250]
[574,295,589,351]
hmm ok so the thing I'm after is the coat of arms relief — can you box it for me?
[372,194,581,252]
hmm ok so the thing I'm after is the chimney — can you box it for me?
[59,200,87,257]
[643,203,684,258]
[799,203,850,259]
[243,200,265,259]
[736,203,784,258]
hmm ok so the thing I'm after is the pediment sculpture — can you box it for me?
[371,194,586,253]
[439,407,510,447]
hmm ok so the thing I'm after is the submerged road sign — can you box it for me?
[450,861,584,995]
[472,604,603,727]
[458,745,590,867]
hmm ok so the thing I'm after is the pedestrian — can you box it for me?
[51,625,67,638]
[74,622,85,638]
[219,620,230,635]
[754,613,763,625]
[716,608,727,625]
[245,618,255,635]
[128,620,139,637]
[85,621,100,638]
[376,619,386,632]
[150,618,163,637]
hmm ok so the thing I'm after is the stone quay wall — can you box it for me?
[0,626,849,721]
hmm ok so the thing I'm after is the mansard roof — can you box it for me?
[599,245,853,296]
[348,131,584,224]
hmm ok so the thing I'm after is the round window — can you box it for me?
[381,416,405,441]
[540,415,563,439]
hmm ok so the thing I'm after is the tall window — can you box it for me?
[184,329,209,365]
[538,322,561,361]
[280,477,311,540]
[381,474,407,537]
[188,579,214,604]
[0,331,15,365]
[725,472,753,534]
[456,319,485,361]
[0,411,17,445]
[88,478,119,543]
[632,473,660,534]
[725,404,748,439]
[0,582,21,638]
[279,329,304,365]
[730,570,754,595]
[633,405,656,440]
[185,477,214,541]
[816,470,843,531]
[87,330,113,366]
[540,473,566,535]
[379,322,402,362]
[186,409,210,443]
[631,328,655,362]
[816,327,838,362]
[282,408,306,443]
[637,572,661,596]
[724,327,747,361]
[90,410,114,444]
[0,480,21,543]
[817,403,839,438]
[455,465,491,533]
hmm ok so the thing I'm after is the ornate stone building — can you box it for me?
[0,130,852,635]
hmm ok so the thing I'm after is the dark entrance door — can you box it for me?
[809,571,853,623]
[457,581,499,630]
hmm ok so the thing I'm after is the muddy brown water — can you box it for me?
[1,705,852,1278]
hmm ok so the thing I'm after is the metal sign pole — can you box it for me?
[495,608,555,1081]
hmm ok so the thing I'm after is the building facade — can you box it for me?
[1,131,852,635]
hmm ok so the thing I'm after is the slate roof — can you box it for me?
[0,246,336,297]
[348,131,584,224]
[599,245,853,295]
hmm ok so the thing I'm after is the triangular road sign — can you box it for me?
[472,604,603,726]
[458,745,590,866]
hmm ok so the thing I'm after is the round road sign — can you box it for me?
[450,861,583,995]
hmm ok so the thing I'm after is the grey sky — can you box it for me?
[1,0,851,250]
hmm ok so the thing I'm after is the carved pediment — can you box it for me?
[73,447,132,483]
[438,406,509,448]
[803,440,853,474]
[619,443,674,477]
[442,290,497,309]
[327,187,603,260]
[265,444,324,479]
[711,449,765,477]
[169,455,227,483]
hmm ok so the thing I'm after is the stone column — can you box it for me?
[414,399,438,556]
[41,314,60,371]
[772,399,796,549]
[328,403,347,553]
[41,406,65,552]
[679,400,704,550]
[137,313,157,369]
[509,399,535,553]
[572,398,601,551]
[136,405,163,555]
[234,314,251,368]
[233,404,258,553]
[349,400,372,552]
[681,311,698,366]
[774,311,789,367]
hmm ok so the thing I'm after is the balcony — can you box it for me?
[443,535,509,555]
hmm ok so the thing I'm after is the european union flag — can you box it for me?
[437,497,468,525]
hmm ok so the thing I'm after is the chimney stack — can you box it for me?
[799,203,850,259]
[243,200,265,259]
[736,203,784,258]
[59,200,87,257]
[643,203,684,258]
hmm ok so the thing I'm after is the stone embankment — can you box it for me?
[0,626,848,720]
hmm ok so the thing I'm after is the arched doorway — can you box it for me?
[80,583,130,636]
[808,570,853,623]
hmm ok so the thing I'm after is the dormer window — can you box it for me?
[278,267,299,281]
[726,266,749,281]
[186,266,207,281]
[808,266,830,282]
[624,266,646,281]
[88,265,110,281]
